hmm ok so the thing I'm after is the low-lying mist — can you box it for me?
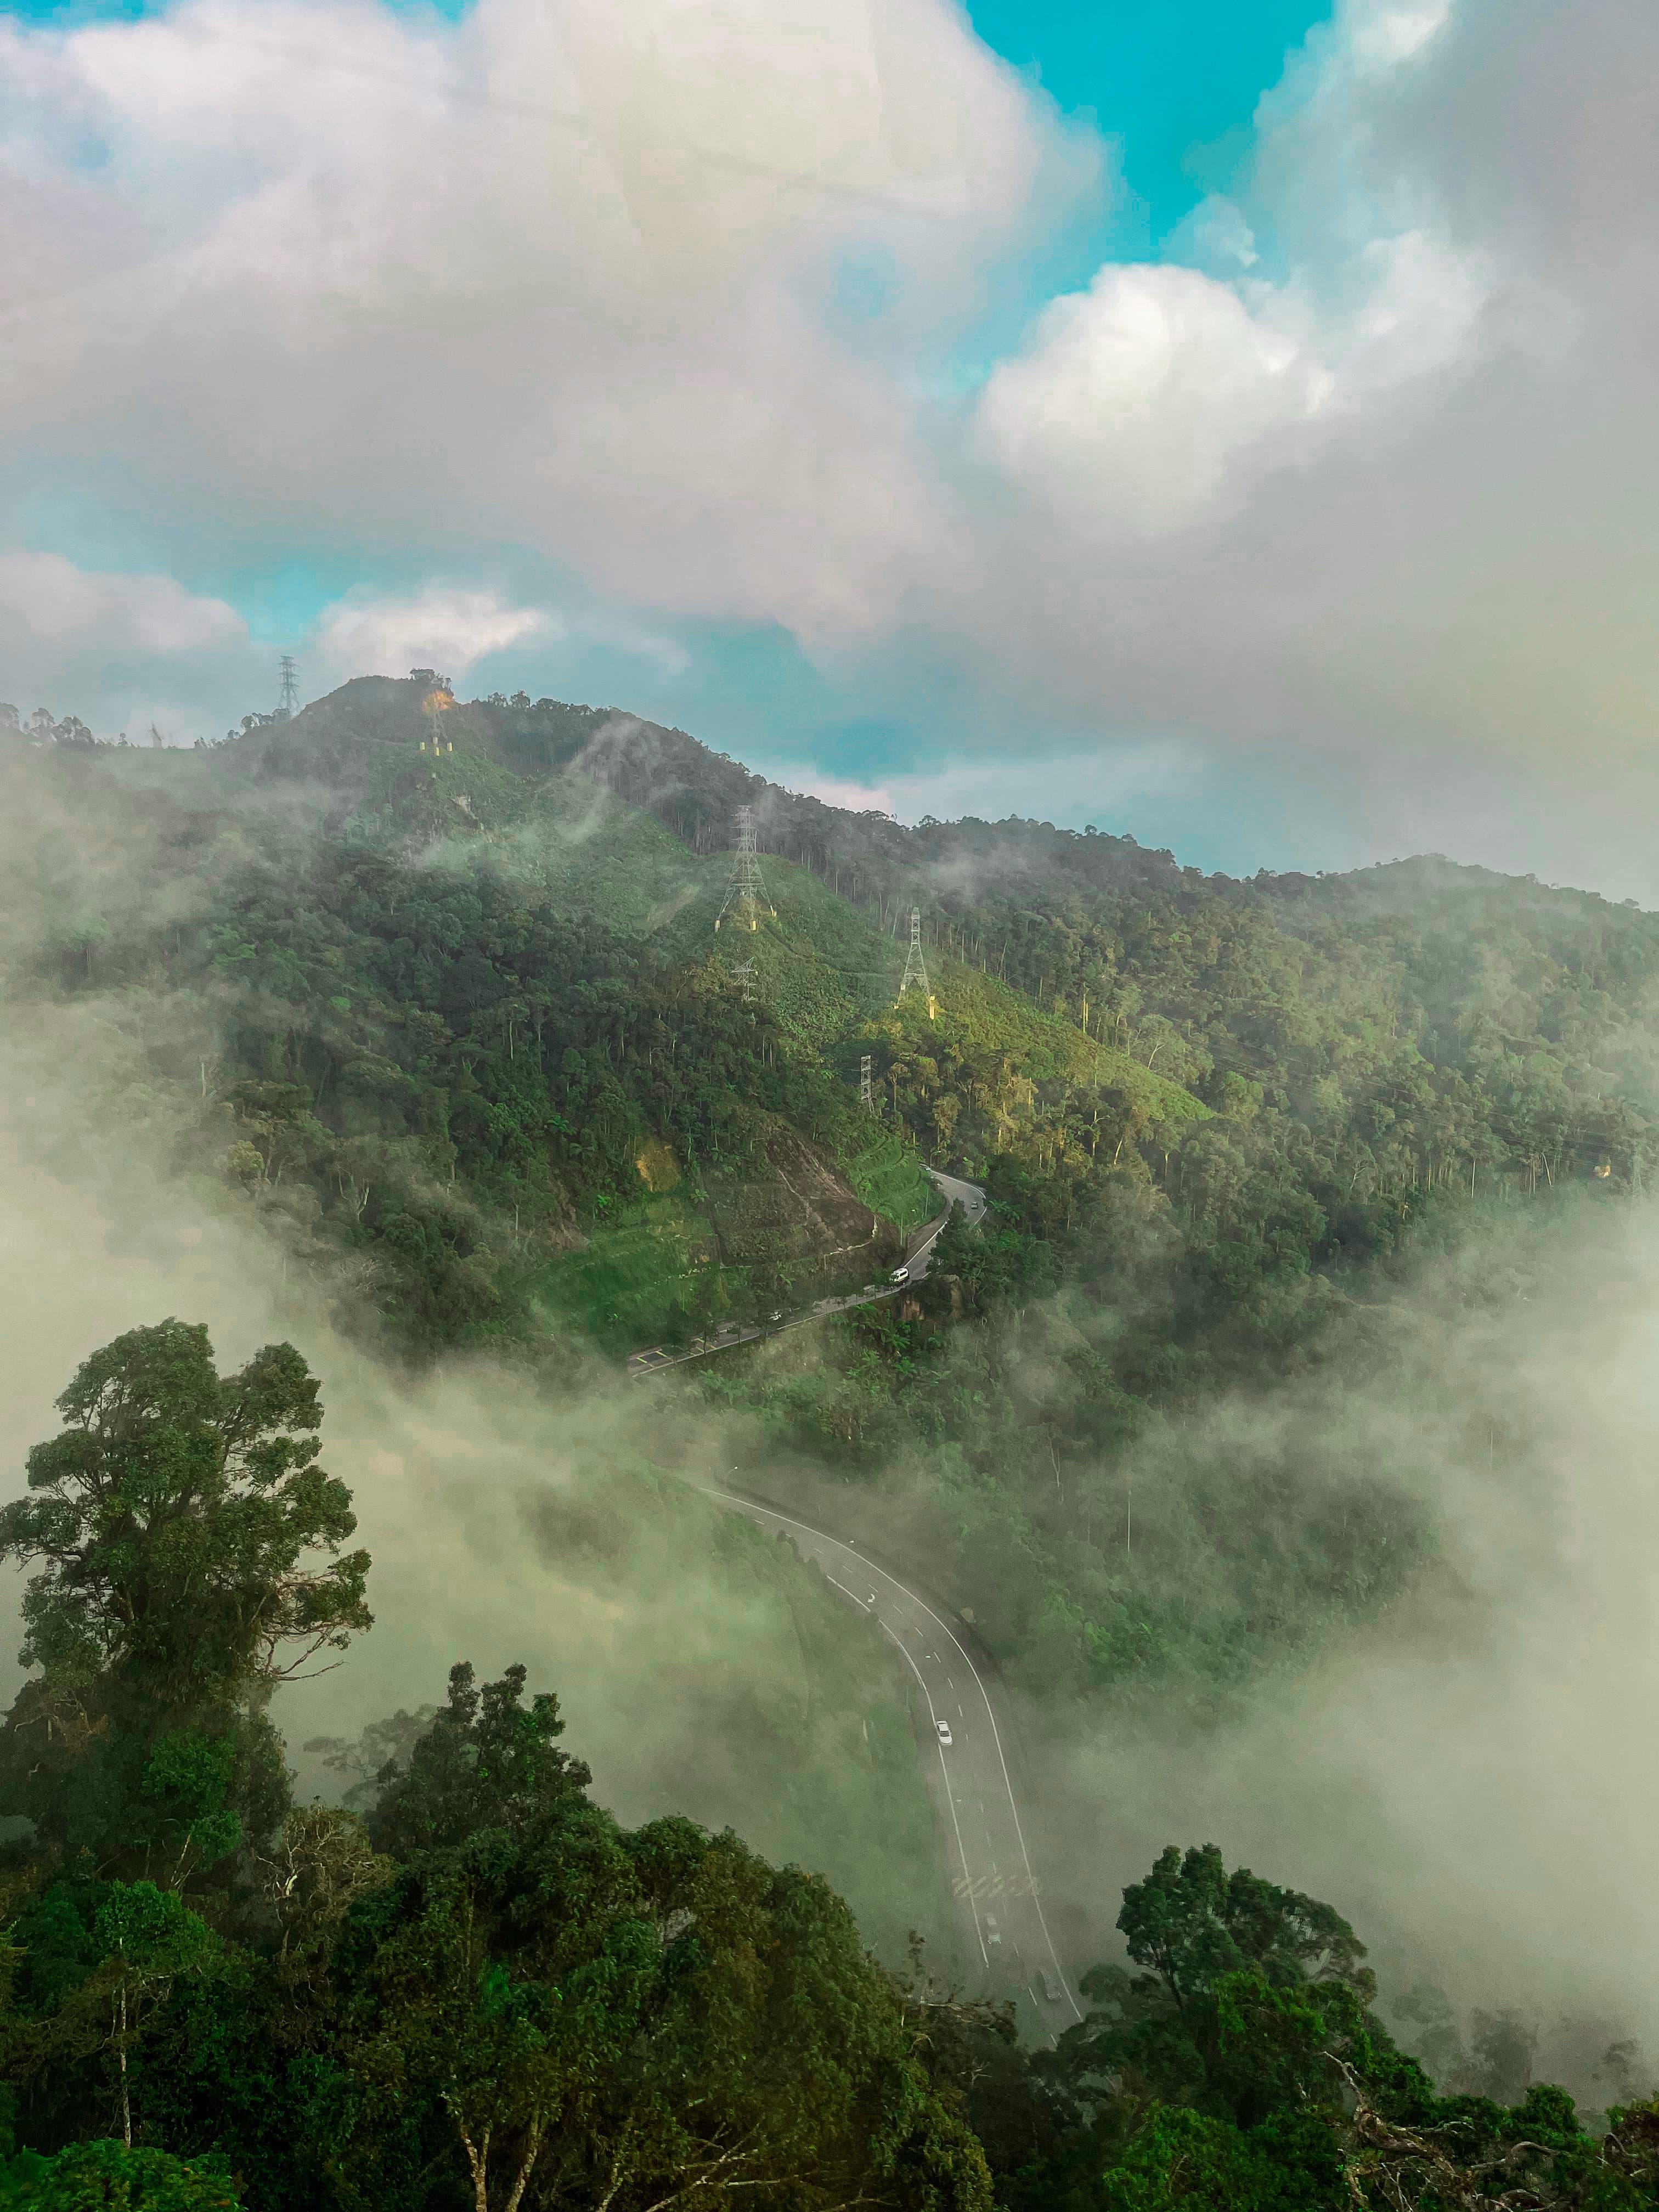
[0,994,955,1967]
[1028,1197,1659,2098]
[3,885,1657,2108]
[695,1178,1659,2099]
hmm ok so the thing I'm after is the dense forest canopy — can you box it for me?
[1,1324,1656,2212]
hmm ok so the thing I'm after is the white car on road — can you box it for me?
[935,1719,953,1747]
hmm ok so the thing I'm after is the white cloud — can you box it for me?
[932,0,1659,846]
[0,0,1093,640]
[877,742,1201,830]
[975,0,1489,542]
[311,585,691,688]
[1163,194,1260,275]
[765,766,898,815]
[2,0,1658,889]
[313,587,551,684]
[1345,0,1452,74]
[0,550,258,735]
[978,264,1332,535]
[754,739,1202,836]
[0,550,245,658]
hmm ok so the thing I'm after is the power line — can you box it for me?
[898,905,936,1016]
[276,654,300,718]
[715,805,775,934]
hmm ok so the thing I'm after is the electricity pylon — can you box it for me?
[276,656,300,718]
[860,1054,873,1110]
[729,960,756,1003]
[898,906,936,1016]
[714,805,775,932]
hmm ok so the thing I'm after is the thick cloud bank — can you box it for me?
[3,0,1658,883]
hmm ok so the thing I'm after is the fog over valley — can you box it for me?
[2,680,1658,2206]
[3,0,1657,2203]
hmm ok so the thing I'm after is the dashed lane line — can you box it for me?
[880,1622,989,1969]
[696,1486,1084,2025]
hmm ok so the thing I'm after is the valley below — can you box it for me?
[4,676,1659,2206]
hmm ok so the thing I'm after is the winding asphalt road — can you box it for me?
[639,1166,1078,2023]
[695,1481,1084,2032]
[921,1166,988,1235]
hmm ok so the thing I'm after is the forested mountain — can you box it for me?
[5,679,1659,2202]
[5,672,1656,1719]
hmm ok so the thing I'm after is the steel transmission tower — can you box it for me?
[859,1054,873,1110]
[898,906,936,1016]
[714,805,775,932]
[276,656,300,719]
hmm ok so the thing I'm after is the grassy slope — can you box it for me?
[844,1132,938,1233]
[516,770,711,933]
[865,958,1212,1125]
[536,1193,713,1353]
[653,850,903,1042]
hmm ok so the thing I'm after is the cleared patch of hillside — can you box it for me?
[535,1192,712,1352]
[843,1131,938,1234]
[653,850,904,1044]
[704,1124,902,1273]
[537,1121,915,1353]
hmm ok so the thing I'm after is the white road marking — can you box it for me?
[697,1485,1084,2024]
[879,1621,989,1968]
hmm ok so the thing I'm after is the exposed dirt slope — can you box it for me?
[703,1124,902,1274]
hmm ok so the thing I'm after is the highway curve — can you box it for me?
[696,1482,1085,2034]
[654,1166,1081,2028]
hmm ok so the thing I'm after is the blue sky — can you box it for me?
[968,0,1329,251]
[4,0,1654,896]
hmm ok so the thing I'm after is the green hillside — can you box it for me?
[13,672,1659,1723]
[844,1127,939,1231]
[9,677,1101,1365]
[661,854,910,1045]
[854,956,1210,1173]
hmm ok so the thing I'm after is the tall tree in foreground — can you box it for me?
[0,1319,371,1872]
[329,1676,995,2212]
[361,1661,591,1859]
[0,2136,243,2208]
